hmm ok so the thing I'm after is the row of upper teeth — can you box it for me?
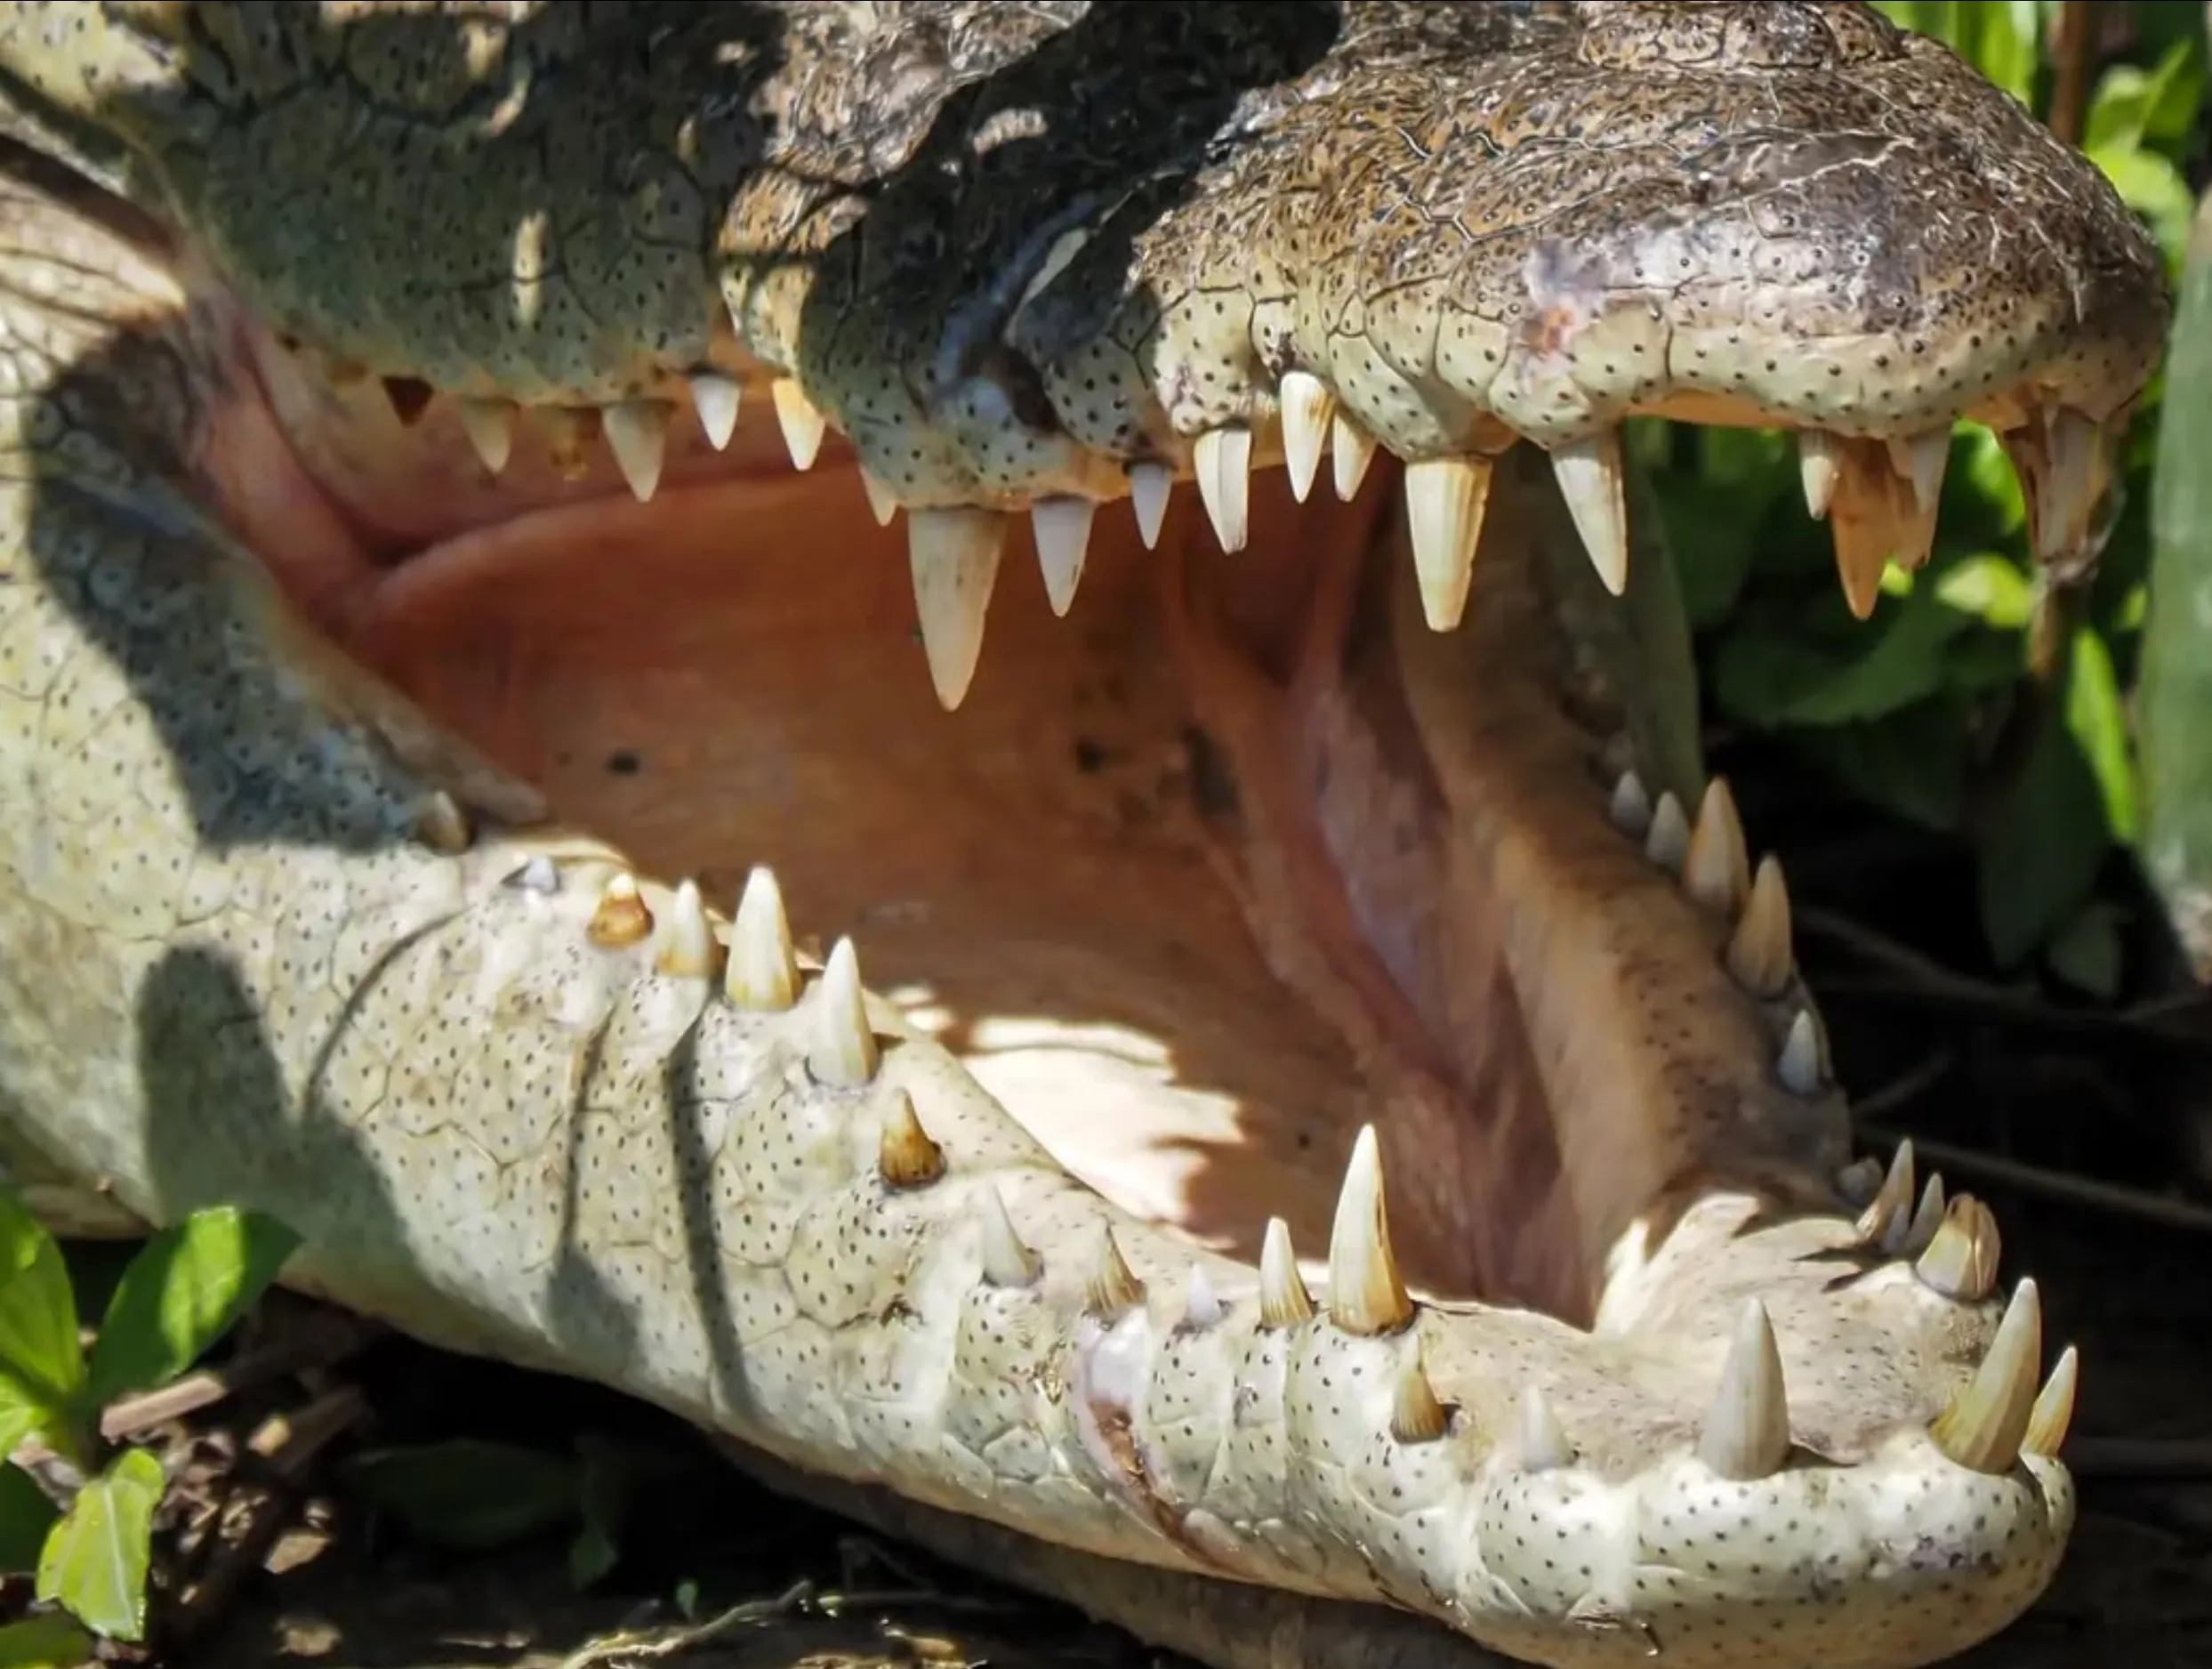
[393,358,2108,717]
[433,796,2077,1488]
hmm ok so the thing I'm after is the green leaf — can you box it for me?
[1931,553,2034,631]
[0,1463,60,1575]
[342,1440,582,1552]
[2089,146,2198,274]
[2084,40,2206,153]
[2064,625,2139,844]
[0,1614,95,1669]
[88,1207,300,1407]
[1714,585,1969,730]
[36,1446,165,1643]
[1978,697,2114,971]
[0,1193,86,1464]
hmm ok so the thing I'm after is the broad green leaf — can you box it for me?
[0,1194,86,1463]
[0,1614,94,1668]
[36,1446,164,1643]
[1713,585,1967,730]
[2064,626,2139,844]
[88,1206,300,1407]
[1931,553,2033,631]
[2090,147,2197,274]
[2085,39,2207,153]
[343,1440,582,1551]
[0,1463,60,1574]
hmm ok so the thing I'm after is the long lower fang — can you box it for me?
[1194,426,1253,552]
[1404,455,1494,632]
[908,507,1009,711]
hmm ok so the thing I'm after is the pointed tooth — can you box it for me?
[1520,1383,1573,1472]
[2023,1344,2078,1459]
[1549,431,1629,595]
[1829,435,1938,618]
[1404,456,1495,632]
[412,790,473,856]
[1326,1125,1413,1336]
[1725,855,1794,997]
[1331,410,1377,502]
[1279,370,1334,504]
[1194,426,1252,552]
[1644,791,1690,874]
[1889,428,1951,517]
[688,371,742,450]
[908,508,1009,712]
[1031,496,1096,617]
[1777,1009,1824,1096]
[726,866,799,1012]
[860,469,900,527]
[1928,1278,2041,1474]
[1388,1340,1452,1444]
[1259,1217,1315,1329]
[1082,1224,1143,1316]
[771,377,827,469]
[1182,1263,1223,1331]
[1130,462,1172,549]
[601,399,672,503]
[2031,407,2105,565]
[1894,1172,1947,1257]
[457,398,516,475]
[654,879,716,979]
[977,1185,1041,1287]
[541,406,602,480]
[1698,1298,1792,1480]
[1856,1139,1917,1246]
[1836,1156,1885,1208]
[1684,778,1750,914]
[808,936,879,1086]
[1608,770,1653,837]
[587,872,654,949]
[878,1089,945,1189]
[511,854,561,897]
[1915,1194,2002,1301]
[1798,430,1840,519]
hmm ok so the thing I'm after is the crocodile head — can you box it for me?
[0,4,2168,1667]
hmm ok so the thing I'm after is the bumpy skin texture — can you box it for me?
[0,6,2166,1669]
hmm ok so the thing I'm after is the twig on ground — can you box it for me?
[101,1311,374,1443]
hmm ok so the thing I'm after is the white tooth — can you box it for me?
[1326,1125,1413,1336]
[1194,426,1252,552]
[1699,1298,1792,1480]
[1259,1216,1314,1328]
[513,854,560,896]
[1404,456,1494,632]
[1894,1172,1947,1257]
[457,399,515,476]
[726,866,798,1012]
[977,1186,1042,1288]
[2035,407,2103,563]
[1856,1139,1917,1246]
[860,469,900,527]
[1890,428,1950,516]
[771,377,827,469]
[808,936,878,1086]
[1608,770,1653,836]
[908,508,1009,712]
[2023,1343,2078,1459]
[602,399,672,503]
[654,878,715,979]
[1549,431,1629,594]
[1331,410,1377,502]
[1130,462,1172,549]
[1645,791,1690,873]
[1777,1009,1823,1096]
[1031,496,1096,617]
[1279,370,1334,504]
[1798,430,1840,519]
[1181,1263,1223,1331]
[1520,1384,1573,1472]
[688,371,742,450]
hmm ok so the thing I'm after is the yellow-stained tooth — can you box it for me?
[1331,410,1377,502]
[1726,855,1794,996]
[1194,425,1252,552]
[1699,1298,1792,1480]
[1856,1139,1916,1246]
[1130,461,1172,549]
[654,879,716,979]
[1916,1194,2002,1300]
[1389,1340,1452,1443]
[1645,791,1689,874]
[1404,455,1494,632]
[457,398,515,475]
[860,469,900,527]
[412,790,472,856]
[1259,1216,1315,1328]
[908,508,1009,712]
[603,399,672,503]
[2006,406,2110,567]
[977,1185,1041,1287]
[726,866,798,1012]
[587,872,653,948]
[1829,434,1939,617]
[1326,1125,1413,1335]
[1929,1278,2042,1474]
[688,370,741,450]
[1031,496,1096,617]
[1798,430,1840,519]
[1279,370,1335,504]
[808,937,879,1086]
[2023,1343,2078,1458]
[1549,430,1629,594]
[772,377,827,469]
[1897,1173,1947,1256]
[878,1090,946,1189]
[1684,778,1750,914]
[1084,1222,1144,1316]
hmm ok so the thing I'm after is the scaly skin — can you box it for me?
[0,5,2168,1668]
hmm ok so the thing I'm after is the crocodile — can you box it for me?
[0,4,2172,1667]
